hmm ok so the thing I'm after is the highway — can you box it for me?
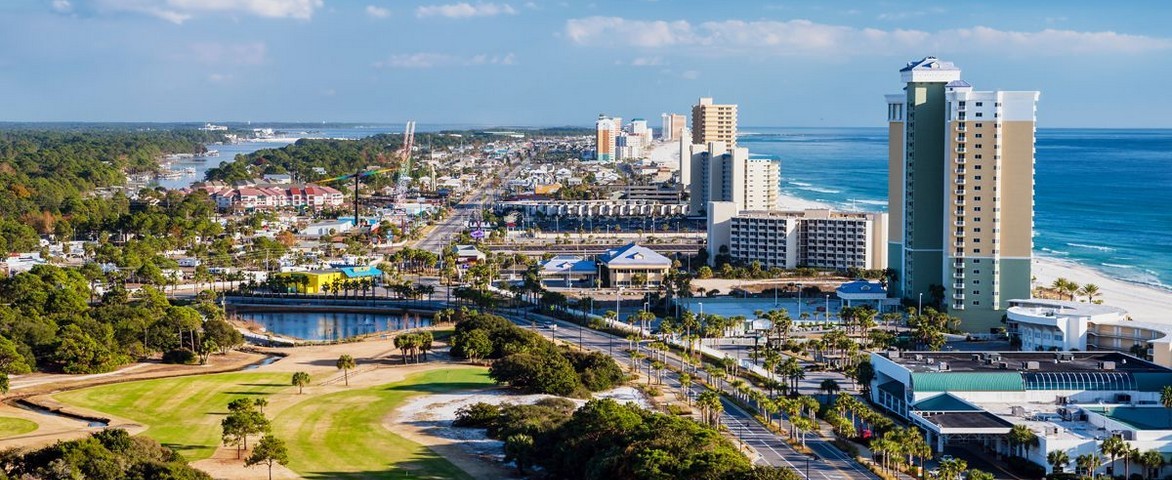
[498,308,880,480]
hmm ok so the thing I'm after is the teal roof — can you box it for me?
[1133,373,1172,392]
[913,393,980,412]
[911,372,1024,392]
[340,266,382,278]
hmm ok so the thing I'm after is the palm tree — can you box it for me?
[291,371,311,394]
[939,458,969,480]
[1009,424,1039,458]
[820,378,840,403]
[1049,449,1071,474]
[1139,449,1165,480]
[336,354,356,386]
[1101,435,1127,478]
[1079,283,1101,303]
[1078,453,1103,480]
[679,372,692,405]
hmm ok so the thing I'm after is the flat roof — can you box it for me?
[883,351,1169,374]
[1008,298,1126,317]
[921,411,1014,430]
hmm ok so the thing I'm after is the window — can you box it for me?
[974,248,981,253]
[974,165,982,170]
[973,301,980,305]
[974,207,982,212]
[975,123,983,128]
[974,259,981,263]
[974,144,983,149]
[975,133,983,138]
[974,196,982,201]
[975,102,983,107]
[974,270,980,274]
[975,186,982,191]
[974,227,982,232]
[975,113,984,117]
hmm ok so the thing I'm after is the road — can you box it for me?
[498,308,879,480]
[412,163,521,254]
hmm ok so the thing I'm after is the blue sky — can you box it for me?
[3,0,1171,127]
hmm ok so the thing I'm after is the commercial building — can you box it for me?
[886,57,1040,331]
[661,113,686,141]
[198,183,345,210]
[595,115,617,162]
[688,142,778,214]
[273,266,383,294]
[598,242,671,287]
[1006,299,1172,366]
[539,255,598,287]
[871,350,1172,475]
[691,97,737,147]
[707,202,887,270]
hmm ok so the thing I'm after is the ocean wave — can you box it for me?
[1067,242,1116,252]
[1100,263,1133,269]
[1039,247,1070,255]
[796,186,842,194]
[789,181,813,187]
[853,199,887,206]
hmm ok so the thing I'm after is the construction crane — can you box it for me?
[317,167,396,232]
[396,121,415,200]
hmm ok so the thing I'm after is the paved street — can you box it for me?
[498,308,880,480]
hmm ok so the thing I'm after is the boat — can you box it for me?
[203,149,220,157]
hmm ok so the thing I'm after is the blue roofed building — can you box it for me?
[598,242,671,288]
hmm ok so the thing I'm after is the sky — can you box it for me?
[3,0,1172,127]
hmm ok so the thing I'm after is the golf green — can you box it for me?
[0,417,38,438]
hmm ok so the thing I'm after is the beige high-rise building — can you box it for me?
[886,57,1039,332]
[661,113,687,141]
[691,97,737,147]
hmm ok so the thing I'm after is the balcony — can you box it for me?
[953,293,966,300]
[954,210,966,217]
[954,199,966,206]
[954,168,966,174]
[952,303,966,310]
[956,147,967,153]
[953,240,965,247]
[955,157,966,165]
[955,137,966,143]
[954,230,965,238]
[954,190,966,195]
[955,178,966,185]
[953,260,965,268]
[953,272,966,280]
[956,125,967,132]
[953,283,965,289]
[955,220,966,227]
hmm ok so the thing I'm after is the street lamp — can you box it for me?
[551,324,557,342]
[918,292,924,315]
[825,295,830,326]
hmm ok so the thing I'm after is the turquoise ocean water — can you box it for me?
[739,127,1172,292]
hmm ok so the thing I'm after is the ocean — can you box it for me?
[739,127,1172,292]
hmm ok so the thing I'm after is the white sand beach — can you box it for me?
[1032,257,1171,323]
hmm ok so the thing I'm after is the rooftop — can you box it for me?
[882,351,1169,374]
[1008,298,1127,318]
[919,411,1014,430]
[598,242,671,267]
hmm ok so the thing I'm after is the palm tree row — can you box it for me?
[392,331,433,364]
[1048,277,1102,303]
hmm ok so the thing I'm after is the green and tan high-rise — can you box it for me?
[886,57,1040,332]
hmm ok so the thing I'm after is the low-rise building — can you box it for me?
[707,202,887,270]
[598,242,671,287]
[539,255,598,287]
[1007,299,1172,366]
[273,266,383,294]
[453,245,486,264]
[871,350,1172,474]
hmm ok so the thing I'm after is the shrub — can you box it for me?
[162,348,197,365]
[454,402,500,428]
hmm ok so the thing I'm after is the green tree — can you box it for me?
[1049,449,1071,474]
[1008,424,1040,459]
[221,399,270,458]
[459,329,493,363]
[820,378,840,402]
[0,373,8,395]
[245,434,289,480]
[1100,435,1126,478]
[291,371,311,394]
[966,469,994,480]
[336,354,356,386]
[1077,453,1102,479]
[1140,449,1165,480]
[504,433,535,474]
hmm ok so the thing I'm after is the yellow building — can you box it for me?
[274,266,383,294]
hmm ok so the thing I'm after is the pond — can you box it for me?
[236,311,431,341]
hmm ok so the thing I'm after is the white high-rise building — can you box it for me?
[688,142,778,214]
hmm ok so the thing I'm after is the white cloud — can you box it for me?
[51,0,73,13]
[563,16,1172,56]
[626,56,665,67]
[373,52,516,68]
[416,2,516,19]
[190,42,268,65]
[365,5,390,18]
[207,73,233,83]
[90,0,324,24]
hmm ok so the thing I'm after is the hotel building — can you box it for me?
[661,113,686,141]
[886,57,1040,331]
[595,115,617,162]
[692,97,737,147]
[688,142,778,215]
[1006,299,1172,367]
[707,202,887,270]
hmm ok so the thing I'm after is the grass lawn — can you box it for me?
[54,366,492,479]
[54,372,290,460]
[0,417,38,438]
[273,367,491,479]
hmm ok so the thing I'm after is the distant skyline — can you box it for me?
[3,1,1172,127]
